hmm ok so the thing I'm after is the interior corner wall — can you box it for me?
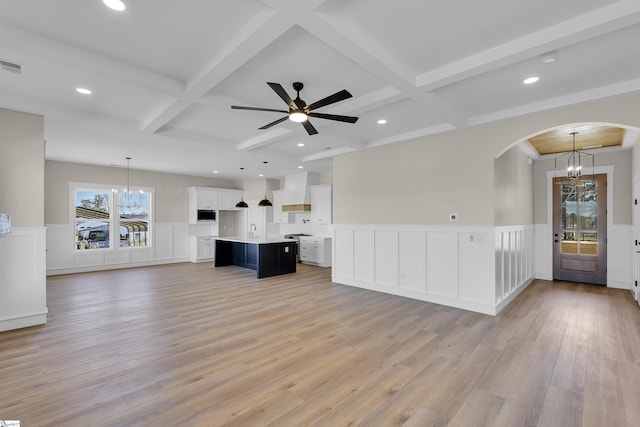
[494,146,533,226]
[333,135,496,226]
[0,108,47,331]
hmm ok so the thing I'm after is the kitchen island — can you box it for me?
[214,237,297,278]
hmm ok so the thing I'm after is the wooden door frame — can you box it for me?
[546,166,614,285]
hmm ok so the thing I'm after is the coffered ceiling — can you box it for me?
[1,0,639,179]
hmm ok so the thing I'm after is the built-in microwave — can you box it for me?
[197,209,216,222]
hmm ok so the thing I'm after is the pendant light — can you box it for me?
[113,157,143,211]
[235,167,249,208]
[258,161,273,207]
[554,131,595,184]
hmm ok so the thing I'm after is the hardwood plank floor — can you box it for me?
[1,263,639,426]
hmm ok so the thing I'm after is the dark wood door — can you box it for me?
[553,174,607,285]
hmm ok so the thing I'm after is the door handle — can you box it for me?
[554,240,559,243]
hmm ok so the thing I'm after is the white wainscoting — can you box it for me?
[333,224,517,315]
[494,225,535,313]
[0,227,47,332]
[533,223,632,289]
[46,223,189,275]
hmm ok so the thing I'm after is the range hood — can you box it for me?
[282,172,317,212]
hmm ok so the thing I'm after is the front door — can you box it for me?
[553,174,607,285]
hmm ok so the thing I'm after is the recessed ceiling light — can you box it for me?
[377,119,387,125]
[76,87,92,95]
[541,51,557,64]
[259,174,264,177]
[298,166,303,169]
[523,76,539,85]
[297,143,305,147]
[212,170,219,174]
[103,0,126,11]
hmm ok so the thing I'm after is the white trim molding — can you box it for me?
[332,224,535,316]
[0,227,47,332]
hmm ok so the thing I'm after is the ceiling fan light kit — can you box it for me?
[231,82,359,135]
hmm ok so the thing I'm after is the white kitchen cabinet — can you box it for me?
[196,190,218,210]
[188,187,218,223]
[218,189,242,210]
[271,190,293,224]
[189,236,215,262]
[309,185,332,224]
[300,236,332,267]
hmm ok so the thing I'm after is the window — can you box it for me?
[73,183,153,251]
[75,189,112,250]
[118,190,150,247]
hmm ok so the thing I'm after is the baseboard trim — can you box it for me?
[495,277,535,314]
[47,257,190,276]
[0,311,47,332]
[535,272,553,281]
[332,275,496,316]
[607,280,631,290]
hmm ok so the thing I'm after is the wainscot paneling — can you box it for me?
[0,227,47,332]
[494,226,535,313]
[333,225,530,315]
[46,223,190,275]
[608,224,632,289]
[534,224,552,280]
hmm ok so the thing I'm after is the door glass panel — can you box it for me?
[559,181,598,256]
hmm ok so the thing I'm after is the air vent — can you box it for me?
[0,58,23,74]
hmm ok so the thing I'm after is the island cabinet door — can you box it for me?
[258,243,296,278]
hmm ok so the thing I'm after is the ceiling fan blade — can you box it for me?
[301,120,318,135]
[267,82,296,110]
[308,112,359,123]
[259,116,289,130]
[306,89,352,111]
[231,106,289,113]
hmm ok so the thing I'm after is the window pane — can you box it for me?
[119,191,150,247]
[75,190,111,250]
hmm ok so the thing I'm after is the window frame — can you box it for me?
[70,182,155,253]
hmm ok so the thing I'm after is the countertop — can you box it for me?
[214,236,293,245]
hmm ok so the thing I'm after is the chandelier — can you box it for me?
[554,131,594,183]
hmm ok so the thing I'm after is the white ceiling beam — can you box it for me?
[301,147,357,162]
[366,124,456,149]
[140,9,289,134]
[301,13,468,128]
[237,128,293,151]
[416,0,640,91]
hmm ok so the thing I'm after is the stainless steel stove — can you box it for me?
[284,234,312,262]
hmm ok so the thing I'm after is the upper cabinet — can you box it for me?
[195,189,218,210]
[188,187,242,224]
[309,184,332,224]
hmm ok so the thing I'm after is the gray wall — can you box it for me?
[0,108,44,227]
[45,160,237,224]
[333,93,640,227]
[532,149,632,225]
[494,146,533,226]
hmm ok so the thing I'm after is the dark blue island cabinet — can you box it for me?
[214,238,297,278]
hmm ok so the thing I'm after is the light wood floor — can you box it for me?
[1,263,639,426]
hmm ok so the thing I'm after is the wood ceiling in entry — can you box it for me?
[527,125,625,156]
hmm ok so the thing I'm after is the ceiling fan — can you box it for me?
[231,82,359,135]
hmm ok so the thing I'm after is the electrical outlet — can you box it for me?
[449,213,459,221]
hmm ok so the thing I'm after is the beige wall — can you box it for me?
[494,146,533,226]
[242,177,280,201]
[532,150,632,225]
[45,160,237,224]
[0,108,45,227]
[334,93,640,226]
